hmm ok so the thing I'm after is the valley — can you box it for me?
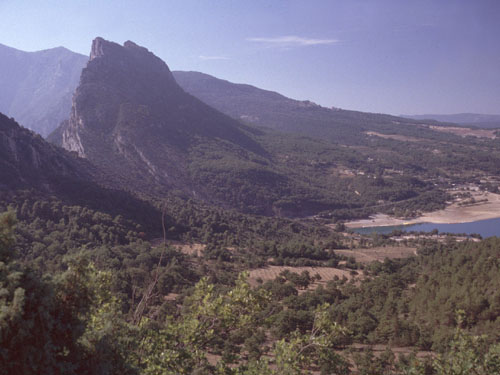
[0,34,499,375]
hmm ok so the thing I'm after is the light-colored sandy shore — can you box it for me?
[346,192,500,229]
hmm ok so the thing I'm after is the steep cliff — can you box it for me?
[55,37,267,201]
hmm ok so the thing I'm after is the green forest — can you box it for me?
[1,33,500,375]
[2,191,499,374]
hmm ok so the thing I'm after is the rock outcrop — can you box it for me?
[0,112,90,190]
[56,37,264,198]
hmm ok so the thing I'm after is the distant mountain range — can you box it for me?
[0,43,87,136]
[173,71,436,145]
[45,38,452,217]
[3,38,500,219]
[2,40,497,145]
[401,113,500,129]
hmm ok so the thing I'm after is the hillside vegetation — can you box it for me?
[1,208,499,374]
[1,37,500,374]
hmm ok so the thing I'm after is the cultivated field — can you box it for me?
[333,246,417,264]
[248,265,358,288]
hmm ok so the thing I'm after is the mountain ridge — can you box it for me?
[0,43,88,136]
[53,38,283,212]
[401,113,500,128]
[172,70,457,145]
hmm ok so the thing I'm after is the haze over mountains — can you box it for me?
[173,70,433,144]
[0,43,87,136]
[1,41,498,143]
[4,37,500,220]
[1,34,500,374]
[402,113,500,129]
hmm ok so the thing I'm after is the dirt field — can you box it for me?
[248,265,358,289]
[152,238,207,256]
[346,191,500,228]
[157,240,206,256]
[365,131,421,142]
[429,125,497,139]
[334,246,417,264]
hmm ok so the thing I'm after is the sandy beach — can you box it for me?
[345,192,500,229]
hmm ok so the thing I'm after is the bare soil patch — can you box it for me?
[172,242,206,256]
[346,191,500,228]
[333,246,417,263]
[152,238,206,256]
[429,125,496,139]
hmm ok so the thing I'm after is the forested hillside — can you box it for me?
[1,35,499,375]
[47,38,454,218]
[173,71,459,144]
[2,208,499,374]
[2,112,499,372]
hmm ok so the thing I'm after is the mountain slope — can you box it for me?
[51,38,298,213]
[49,38,449,217]
[46,38,500,219]
[0,112,164,232]
[0,43,87,136]
[172,71,500,216]
[0,112,90,190]
[172,71,450,144]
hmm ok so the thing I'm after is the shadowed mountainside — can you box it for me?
[0,112,164,230]
[50,38,306,214]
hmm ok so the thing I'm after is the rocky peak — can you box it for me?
[88,37,174,75]
[89,37,152,60]
[90,37,118,60]
[123,40,143,50]
[55,37,263,200]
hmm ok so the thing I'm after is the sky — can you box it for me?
[1,0,499,115]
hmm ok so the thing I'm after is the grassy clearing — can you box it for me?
[334,246,417,264]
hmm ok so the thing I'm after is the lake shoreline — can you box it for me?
[345,192,500,229]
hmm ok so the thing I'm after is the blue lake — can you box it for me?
[353,217,500,238]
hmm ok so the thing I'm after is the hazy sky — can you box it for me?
[1,0,499,115]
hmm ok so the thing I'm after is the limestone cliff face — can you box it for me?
[62,38,178,156]
[57,37,263,198]
[61,107,85,157]
[61,38,181,187]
